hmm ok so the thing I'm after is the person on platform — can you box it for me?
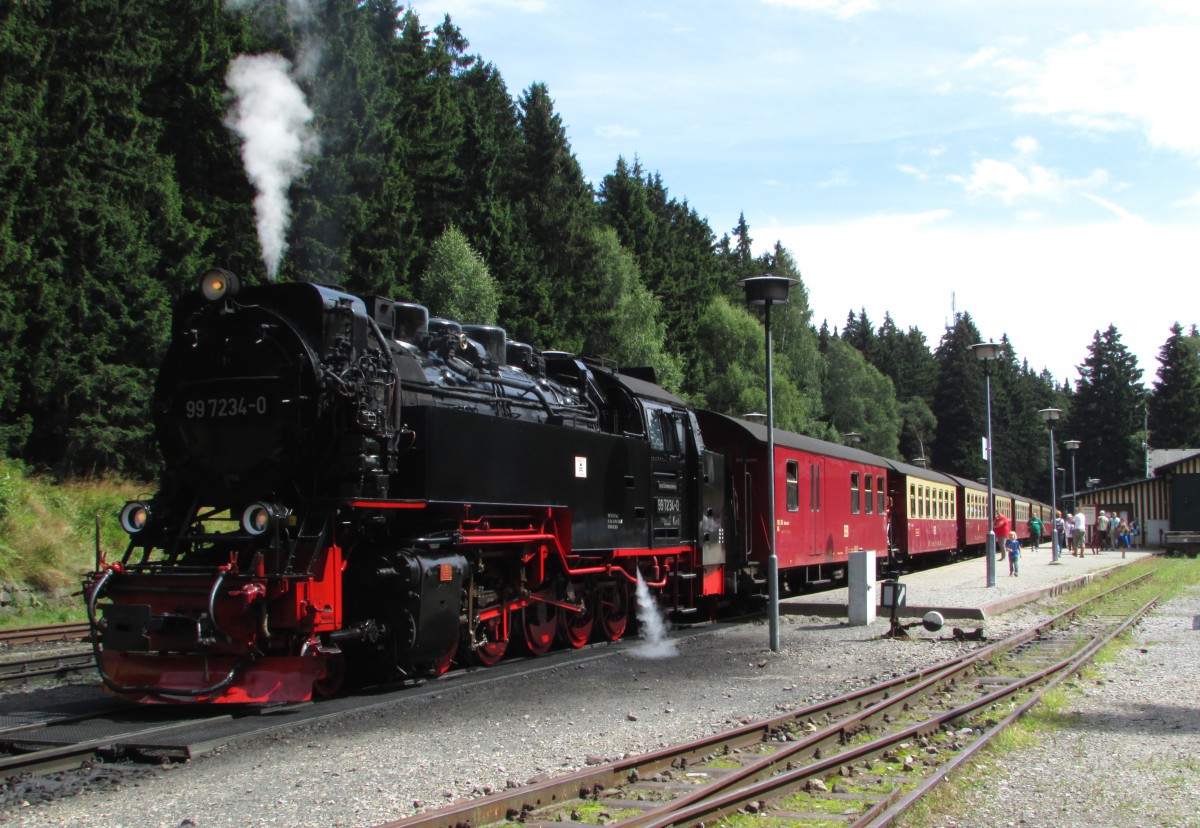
[1055,510,1067,553]
[1028,513,1043,552]
[1005,531,1021,576]
[1117,518,1131,556]
[1072,510,1087,556]
[1097,511,1110,550]
[994,513,1010,560]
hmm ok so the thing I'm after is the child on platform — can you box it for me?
[1005,531,1021,576]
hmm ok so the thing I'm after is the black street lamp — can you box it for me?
[1064,440,1081,512]
[738,274,798,652]
[973,341,1002,587]
[1039,407,1062,563]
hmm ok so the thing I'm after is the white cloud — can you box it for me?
[596,124,638,139]
[951,158,1059,203]
[1171,191,1200,207]
[1012,135,1039,155]
[761,213,1200,382]
[762,0,878,20]
[819,168,853,188]
[1006,25,1200,157]
[949,138,1110,206]
[411,0,546,19]
[1081,193,1142,222]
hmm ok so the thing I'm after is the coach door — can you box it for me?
[808,457,825,554]
[645,403,688,546]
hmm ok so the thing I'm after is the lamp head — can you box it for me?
[973,341,1001,362]
[737,274,799,305]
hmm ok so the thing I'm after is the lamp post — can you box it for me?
[973,341,1001,587]
[1038,407,1062,563]
[738,274,798,652]
[1064,440,1080,512]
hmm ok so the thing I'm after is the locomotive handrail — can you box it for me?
[206,569,230,643]
[85,565,244,699]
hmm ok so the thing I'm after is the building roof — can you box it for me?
[1151,449,1200,475]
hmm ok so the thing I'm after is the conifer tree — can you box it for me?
[1071,326,1145,486]
[822,338,901,458]
[1147,322,1200,449]
[930,314,988,481]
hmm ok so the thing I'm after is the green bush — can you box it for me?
[0,458,145,625]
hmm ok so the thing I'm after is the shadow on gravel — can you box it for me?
[1067,703,1200,736]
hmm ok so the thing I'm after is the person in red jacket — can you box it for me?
[993,513,1010,559]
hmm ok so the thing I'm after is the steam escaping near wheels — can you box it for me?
[632,570,677,659]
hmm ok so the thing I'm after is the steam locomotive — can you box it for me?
[84,269,1049,703]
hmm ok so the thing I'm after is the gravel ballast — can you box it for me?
[6,557,1197,828]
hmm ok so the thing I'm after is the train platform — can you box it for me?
[780,546,1159,622]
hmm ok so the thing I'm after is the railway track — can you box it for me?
[372,572,1157,828]
[0,622,724,782]
[0,650,95,686]
[0,621,90,647]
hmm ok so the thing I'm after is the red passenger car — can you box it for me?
[695,412,889,589]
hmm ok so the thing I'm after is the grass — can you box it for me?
[898,556,1200,827]
[0,458,145,626]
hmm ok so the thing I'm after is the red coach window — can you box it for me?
[851,472,861,515]
[877,476,886,514]
[865,475,874,514]
[786,460,799,512]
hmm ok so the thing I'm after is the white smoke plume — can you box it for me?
[631,570,678,659]
[224,53,319,280]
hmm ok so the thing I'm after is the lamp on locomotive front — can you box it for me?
[200,268,240,302]
[972,340,1001,588]
[737,274,798,653]
[1039,407,1063,564]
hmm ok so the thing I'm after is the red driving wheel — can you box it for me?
[521,596,558,657]
[596,579,630,642]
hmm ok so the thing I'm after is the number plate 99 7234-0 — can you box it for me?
[184,396,269,419]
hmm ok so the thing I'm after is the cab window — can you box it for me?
[851,472,861,514]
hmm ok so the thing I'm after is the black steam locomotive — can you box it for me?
[85,270,729,702]
[85,269,1047,704]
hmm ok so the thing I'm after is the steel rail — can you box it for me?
[374,570,1153,828]
[858,592,1160,827]
[0,650,95,684]
[0,622,91,646]
[629,593,1159,828]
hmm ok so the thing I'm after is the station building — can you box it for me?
[1070,449,1200,547]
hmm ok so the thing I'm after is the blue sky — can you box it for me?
[410,0,1200,385]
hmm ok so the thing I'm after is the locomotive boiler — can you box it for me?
[83,270,729,702]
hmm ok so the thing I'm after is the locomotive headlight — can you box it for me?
[242,502,285,536]
[200,268,241,302]
[119,501,152,534]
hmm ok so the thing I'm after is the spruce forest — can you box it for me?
[2,1,1198,501]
